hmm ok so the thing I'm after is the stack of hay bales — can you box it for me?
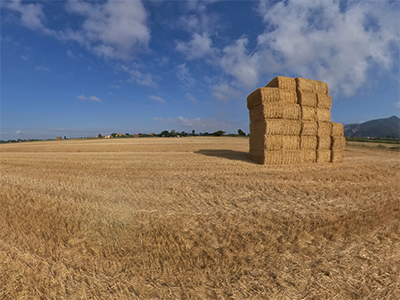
[247,76,345,164]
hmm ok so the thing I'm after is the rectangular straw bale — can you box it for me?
[301,121,318,136]
[250,120,266,132]
[301,106,317,121]
[317,136,331,150]
[298,91,317,107]
[265,76,297,90]
[265,120,302,136]
[281,150,302,164]
[282,104,301,120]
[318,122,331,136]
[250,135,282,151]
[331,136,346,150]
[300,136,317,150]
[317,94,332,110]
[317,109,331,122]
[261,103,300,120]
[248,88,297,109]
[317,150,331,163]
[282,136,300,150]
[314,80,329,95]
[331,122,344,136]
[331,150,344,163]
[296,77,315,93]
[250,153,265,164]
[263,151,283,165]
[302,150,317,163]
[249,105,265,122]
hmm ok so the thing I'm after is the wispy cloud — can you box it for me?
[149,95,165,103]
[176,64,196,87]
[77,95,102,102]
[35,65,51,72]
[187,93,197,103]
[396,102,400,110]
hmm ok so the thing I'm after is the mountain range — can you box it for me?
[343,115,400,139]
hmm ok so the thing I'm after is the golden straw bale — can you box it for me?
[247,88,297,109]
[263,151,283,165]
[260,103,301,120]
[301,107,317,121]
[265,120,302,136]
[317,94,332,110]
[317,150,331,163]
[249,153,265,164]
[298,91,317,107]
[314,80,329,95]
[282,136,300,150]
[317,109,331,122]
[265,76,297,90]
[331,122,344,136]
[250,135,282,151]
[300,136,317,150]
[317,136,331,150]
[249,105,265,122]
[281,151,302,164]
[301,121,318,136]
[331,150,344,163]
[302,150,317,163]
[296,77,315,93]
[331,136,346,150]
[317,122,331,136]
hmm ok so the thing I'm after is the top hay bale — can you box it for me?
[265,76,297,90]
[296,77,329,95]
[247,87,297,109]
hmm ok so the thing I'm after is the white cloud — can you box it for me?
[176,63,196,86]
[255,0,399,96]
[89,96,101,102]
[211,83,242,103]
[67,50,79,59]
[16,130,22,135]
[35,65,50,72]
[176,32,214,59]
[396,102,400,110]
[77,95,87,101]
[149,95,165,103]
[187,93,197,103]
[120,65,157,88]
[64,0,150,61]
[220,37,258,89]
[77,95,101,102]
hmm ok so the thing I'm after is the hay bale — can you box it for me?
[264,151,283,165]
[331,122,344,136]
[317,136,331,150]
[249,153,265,164]
[318,122,331,136]
[247,88,297,109]
[331,150,344,163]
[265,76,296,90]
[251,135,282,151]
[331,136,346,150]
[261,103,300,120]
[265,120,301,136]
[314,80,329,95]
[298,91,317,107]
[300,136,317,150]
[302,150,317,163]
[317,94,332,110]
[301,107,317,121]
[282,136,300,150]
[317,150,331,163]
[317,109,331,122]
[296,77,315,93]
[281,150,302,164]
[301,121,318,136]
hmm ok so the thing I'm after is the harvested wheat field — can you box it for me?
[1,137,399,299]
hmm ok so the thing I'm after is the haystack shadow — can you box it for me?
[195,149,252,163]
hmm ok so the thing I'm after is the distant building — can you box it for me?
[105,135,113,139]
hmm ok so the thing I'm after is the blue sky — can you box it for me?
[1,0,399,140]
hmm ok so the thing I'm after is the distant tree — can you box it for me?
[212,130,225,136]
[170,129,176,137]
[192,129,195,135]
[160,130,170,137]
[111,133,118,138]
[98,133,103,138]
[238,129,246,136]
[125,133,130,136]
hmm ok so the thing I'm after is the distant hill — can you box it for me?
[343,115,400,139]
